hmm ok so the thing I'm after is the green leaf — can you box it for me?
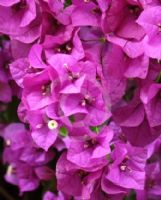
[90,126,100,133]
[123,80,137,102]
[59,127,68,137]
[42,179,57,194]
[69,115,75,123]
[156,70,161,83]
[64,0,72,8]
[110,144,115,151]
[0,96,20,123]
[124,190,136,200]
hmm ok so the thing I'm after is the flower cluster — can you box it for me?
[0,0,161,200]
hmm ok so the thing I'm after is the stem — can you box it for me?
[0,186,16,200]
[156,70,161,83]
[23,193,28,200]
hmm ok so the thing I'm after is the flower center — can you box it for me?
[63,63,80,81]
[128,5,140,15]
[157,23,161,32]
[68,71,80,81]
[78,170,88,183]
[146,179,156,189]
[119,133,127,143]
[7,165,16,175]
[12,0,27,11]
[26,66,42,74]
[119,156,132,172]
[120,164,127,171]
[56,42,73,54]
[84,138,97,149]
[92,7,101,15]
[48,120,58,130]
[81,95,94,106]
[41,81,51,96]
[6,139,11,146]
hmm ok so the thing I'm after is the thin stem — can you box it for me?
[23,193,28,200]
[0,186,16,200]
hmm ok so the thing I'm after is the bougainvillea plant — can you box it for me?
[0,0,161,200]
